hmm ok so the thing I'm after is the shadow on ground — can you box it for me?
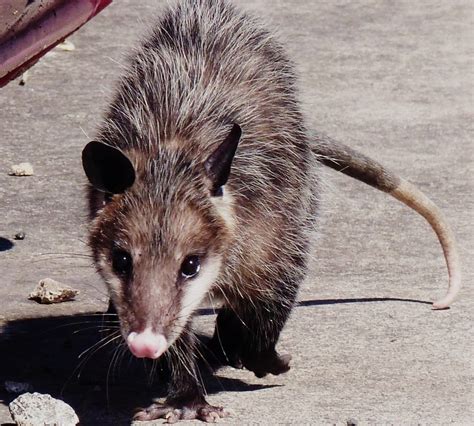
[0,238,14,252]
[0,296,431,425]
[0,311,275,425]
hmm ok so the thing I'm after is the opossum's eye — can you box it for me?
[180,255,201,279]
[112,249,133,278]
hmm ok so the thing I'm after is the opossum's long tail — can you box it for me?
[312,135,461,309]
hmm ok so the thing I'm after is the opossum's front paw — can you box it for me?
[242,350,291,378]
[133,400,231,423]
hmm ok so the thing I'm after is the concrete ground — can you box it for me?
[0,0,472,424]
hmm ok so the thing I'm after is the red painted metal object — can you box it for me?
[0,0,112,88]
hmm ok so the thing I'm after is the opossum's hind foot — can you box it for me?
[204,336,292,378]
[133,400,230,423]
[243,350,292,378]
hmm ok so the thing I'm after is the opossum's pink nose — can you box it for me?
[127,328,168,359]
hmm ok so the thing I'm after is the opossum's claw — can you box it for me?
[133,401,230,423]
[243,350,292,378]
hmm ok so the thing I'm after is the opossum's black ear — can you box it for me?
[82,141,135,194]
[204,123,242,196]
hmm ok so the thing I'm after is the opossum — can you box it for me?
[81,0,461,422]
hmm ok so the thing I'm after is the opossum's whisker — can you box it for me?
[195,360,207,397]
[119,343,129,373]
[76,237,89,246]
[106,344,120,409]
[72,326,119,335]
[214,282,250,330]
[37,251,93,258]
[141,357,152,384]
[78,125,90,140]
[78,331,121,360]
[143,355,156,386]
[75,334,122,381]
[106,342,126,407]
[26,257,93,266]
[61,331,121,396]
[205,294,234,378]
[171,342,198,385]
[149,358,157,385]
[179,328,208,394]
[84,313,119,318]
[37,320,119,335]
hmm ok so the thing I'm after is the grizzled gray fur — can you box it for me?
[81,0,460,422]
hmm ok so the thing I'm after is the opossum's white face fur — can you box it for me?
[82,125,241,359]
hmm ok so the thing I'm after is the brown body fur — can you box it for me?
[88,0,318,337]
[85,1,319,420]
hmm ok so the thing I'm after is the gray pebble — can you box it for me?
[9,392,79,425]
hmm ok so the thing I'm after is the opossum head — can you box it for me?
[82,124,241,359]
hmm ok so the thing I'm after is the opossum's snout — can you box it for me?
[113,252,222,360]
[127,328,168,359]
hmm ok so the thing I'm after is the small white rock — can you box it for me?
[9,392,79,426]
[56,40,75,51]
[19,70,29,86]
[9,162,34,176]
[4,381,33,394]
[28,278,79,304]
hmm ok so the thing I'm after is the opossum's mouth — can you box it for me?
[126,327,168,359]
